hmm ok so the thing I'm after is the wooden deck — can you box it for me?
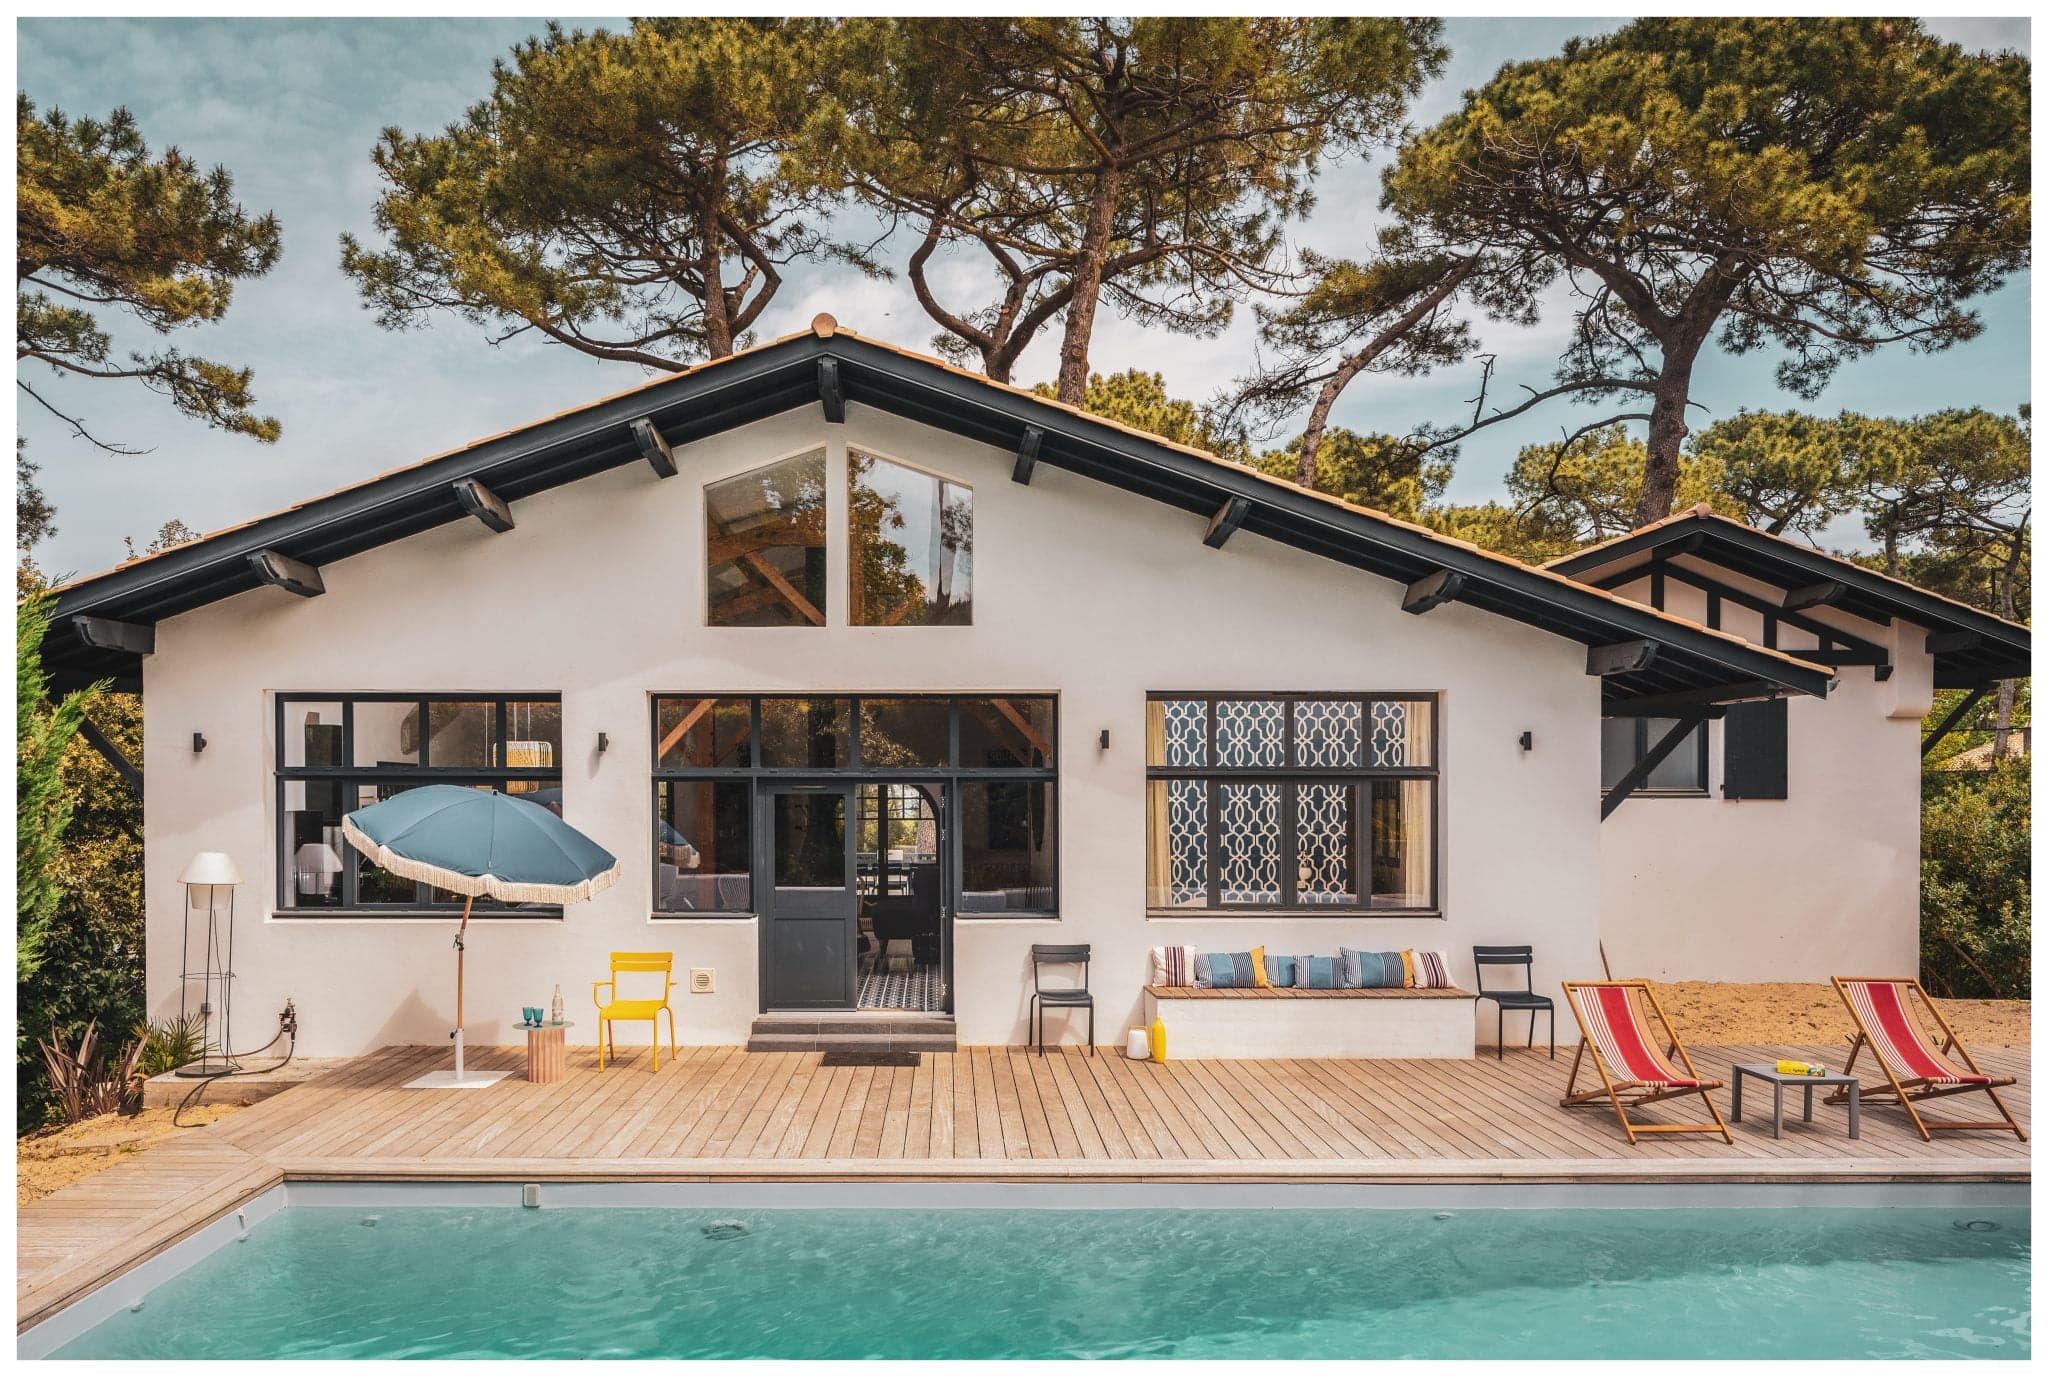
[19,1041,2029,1331]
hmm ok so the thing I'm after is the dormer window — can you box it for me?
[850,449,972,626]
[705,448,827,627]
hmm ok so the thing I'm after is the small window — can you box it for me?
[1600,717,1707,794]
[706,449,827,626]
[849,449,972,625]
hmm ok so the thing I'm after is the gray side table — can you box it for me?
[1731,1063,1860,1139]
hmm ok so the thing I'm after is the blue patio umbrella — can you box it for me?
[343,785,619,1085]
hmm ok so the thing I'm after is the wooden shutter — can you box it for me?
[1721,698,1788,800]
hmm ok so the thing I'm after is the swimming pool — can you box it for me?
[40,1189,2030,1360]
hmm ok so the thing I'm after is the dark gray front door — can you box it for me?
[760,784,857,1010]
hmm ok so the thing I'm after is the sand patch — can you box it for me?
[17,1103,247,1206]
[1648,981,2029,1050]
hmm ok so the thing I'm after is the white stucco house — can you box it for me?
[40,317,2028,1059]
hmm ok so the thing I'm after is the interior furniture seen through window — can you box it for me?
[1145,693,1437,912]
[705,448,828,627]
[652,694,1054,915]
[849,449,973,626]
[1599,716,1708,796]
[276,693,562,912]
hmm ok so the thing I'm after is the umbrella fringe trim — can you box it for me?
[340,817,621,906]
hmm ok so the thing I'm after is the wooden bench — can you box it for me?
[1143,984,1477,1060]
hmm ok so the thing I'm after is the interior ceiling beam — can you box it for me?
[1401,568,1465,616]
[1782,579,1847,612]
[451,477,515,533]
[1012,425,1043,485]
[70,614,154,656]
[818,357,845,423]
[1588,639,1660,676]
[1203,496,1251,549]
[630,417,677,478]
[246,549,325,598]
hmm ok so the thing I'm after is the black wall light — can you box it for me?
[597,732,610,754]
[1098,730,1110,750]
[192,732,208,754]
[1519,731,1533,753]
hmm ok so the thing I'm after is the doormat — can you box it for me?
[819,1049,922,1068]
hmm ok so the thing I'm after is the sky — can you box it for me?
[17,16,2034,580]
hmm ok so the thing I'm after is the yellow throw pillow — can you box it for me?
[1249,944,1269,988]
[1397,950,1417,987]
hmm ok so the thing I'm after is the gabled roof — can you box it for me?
[1548,506,2030,688]
[41,318,1833,708]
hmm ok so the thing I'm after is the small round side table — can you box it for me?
[520,1021,572,1083]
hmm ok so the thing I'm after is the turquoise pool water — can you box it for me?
[52,1204,2029,1360]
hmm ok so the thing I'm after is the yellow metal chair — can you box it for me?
[593,951,678,1070]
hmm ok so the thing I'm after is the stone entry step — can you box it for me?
[746,1013,956,1053]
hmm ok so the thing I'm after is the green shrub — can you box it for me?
[134,1013,206,1079]
[1921,759,2030,999]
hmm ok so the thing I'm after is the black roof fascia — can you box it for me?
[1550,517,2030,687]
[44,330,1832,705]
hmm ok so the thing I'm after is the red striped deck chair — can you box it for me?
[1831,978,2025,1142]
[1560,981,1731,1145]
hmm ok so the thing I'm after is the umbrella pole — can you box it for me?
[454,895,472,1078]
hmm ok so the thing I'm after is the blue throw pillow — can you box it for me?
[1263,953,1297,988]
[1296,955,1339,989]
[1340,947,1406,989]
[1208,952,1258,988]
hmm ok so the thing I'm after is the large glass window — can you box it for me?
[706,448,828,627]
[849,449,973,626]
[651,694,1055,916]
[276,693,563,913]
[1144,692,1437,912]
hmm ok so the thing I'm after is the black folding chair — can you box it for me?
[1028,944,1094,1056]
[1473,945,1555,1060]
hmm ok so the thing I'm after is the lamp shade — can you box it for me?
[294,842,343,874]
[178,851,244,887]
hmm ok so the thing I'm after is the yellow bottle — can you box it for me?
[1149,1016,1168,1063]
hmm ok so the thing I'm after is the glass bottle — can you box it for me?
[550,984,564,1026]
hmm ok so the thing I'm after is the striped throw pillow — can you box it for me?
[1342,948,1410,989]
[1296,955,1340,989]
[1263,952,1297,988]
[1205,951,1261,988]
[1149,945,1199,987]
[1409,950,1454,989]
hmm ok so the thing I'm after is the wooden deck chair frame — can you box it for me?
[1828,977,2025,1142]
[1560,980,1732,1145]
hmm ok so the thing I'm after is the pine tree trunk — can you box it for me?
[1632,349,1701,528]
[1054,164,1124,406]
[1297,366,1356,489]
[1990,536,2023,758]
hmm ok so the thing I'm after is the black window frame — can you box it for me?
[1144,691,1440,914]
[1600,716,1710,797]
[649,693,1057,919]
[274,692,565,916]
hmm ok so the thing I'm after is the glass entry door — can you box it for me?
[759,785,857,1010]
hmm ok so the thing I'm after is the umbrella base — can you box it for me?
[403,1068,511,1090]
